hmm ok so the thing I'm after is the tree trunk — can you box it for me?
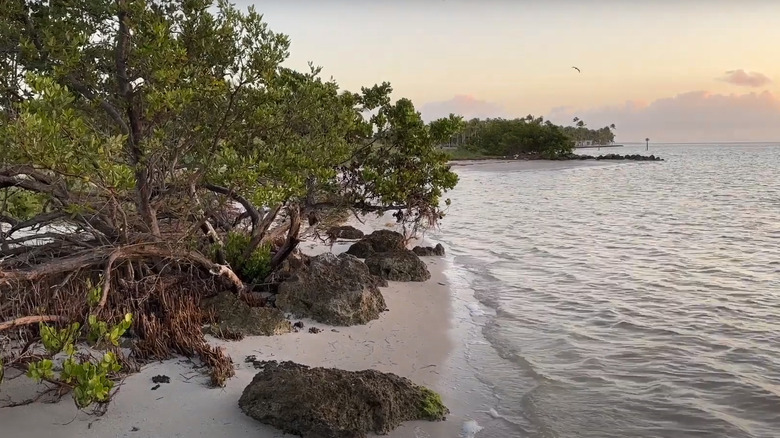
[242,204,281,260]
[269,204,301,270]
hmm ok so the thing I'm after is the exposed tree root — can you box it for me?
[0,255,238,392]
[0,315,67,331]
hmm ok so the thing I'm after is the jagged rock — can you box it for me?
[276,253,388,326]
[327,225,364,240]
[202,292,291,336]
[238,361,448,438]
[345,230,405,258]
[344,240,373,258]
[365,249,431,282]
[567,152,664,161]
[412,243,445,257]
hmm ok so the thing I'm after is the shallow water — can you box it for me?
[434,144,780,437]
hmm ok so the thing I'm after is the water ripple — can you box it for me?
[436,144,780,437]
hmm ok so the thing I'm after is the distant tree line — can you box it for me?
[562,117,616,145]
[442,116,617,158]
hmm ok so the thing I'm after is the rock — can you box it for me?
[344,239,373,258]
[151,375,170,384]
[202,292,291,337]
[565,153,663,162]
[365,249,431,282]
[238,361,448,438]
[345,230,405,258]
[246,291,275,307]
[412,243,445,257]
[327,225,364,240]
[269,252,312,285]
[276,253,388,326]
[308,327,321,334]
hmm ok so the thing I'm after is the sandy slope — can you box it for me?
[0,219,472,438]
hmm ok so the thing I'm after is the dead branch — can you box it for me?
[96,249,121,310]
[0,315,67,331]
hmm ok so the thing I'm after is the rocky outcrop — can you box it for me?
[238,361,449,438]
[564,153,664,161]
[276,253,388,326]
[345,230,405,258]
[412,243,445,257]
[202,292,291,337]
[327,225,364,240]
[365,249,431,282]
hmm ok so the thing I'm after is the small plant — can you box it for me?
[39,321,80,354]
[26,358,54,382]
[219,231,272,284]
[86,277,102,308]
[23,313,133,409]
[61,351,122,408]
[87,313,132,347]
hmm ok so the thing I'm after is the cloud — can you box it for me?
[720,69,772,88]
[547,90,780,143]
[419,95,509,122]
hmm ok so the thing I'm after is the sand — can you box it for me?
[0,219,479,438]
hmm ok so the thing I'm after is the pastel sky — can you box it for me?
[233,0,780,142]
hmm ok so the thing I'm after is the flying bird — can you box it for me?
[572,66,581,73]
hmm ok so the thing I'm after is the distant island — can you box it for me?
[441,116,657,161]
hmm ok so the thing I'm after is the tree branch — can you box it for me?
[0,171,118,242]
[15,0,130,135]
[0,315,68,332]
[269,204,301,270]
[241,204,281,260]
[203,183,260,230]
[6,212,66,236]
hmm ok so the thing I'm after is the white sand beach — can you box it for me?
[0,218,484,438]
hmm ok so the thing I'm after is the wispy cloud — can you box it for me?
[548,90,780,142]
[720,69,772,88]
[419,95,509,122]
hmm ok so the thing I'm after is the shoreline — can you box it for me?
[0,220,473,437]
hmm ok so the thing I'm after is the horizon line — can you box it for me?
[619,141,780,145]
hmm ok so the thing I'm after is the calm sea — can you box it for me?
[434,143,780,438]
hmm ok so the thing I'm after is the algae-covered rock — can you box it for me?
[345,229,405,258]
[327,225,364,240]
[365,249,431,282]
[412,243,445,257]
[202,292,291,337]
[276,253,387,326]
[238,361,448,438]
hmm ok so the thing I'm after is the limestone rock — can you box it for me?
[345,230,405,258]
[412,243,445,257]
[238,361,448,438]
[327,225,364,240]
[365,249,431,282]
[202,292,291,337]
[276,253,388,326]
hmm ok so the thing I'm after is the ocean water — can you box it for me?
[434,144,780,438]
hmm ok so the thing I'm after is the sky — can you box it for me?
[232,0,780,142]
